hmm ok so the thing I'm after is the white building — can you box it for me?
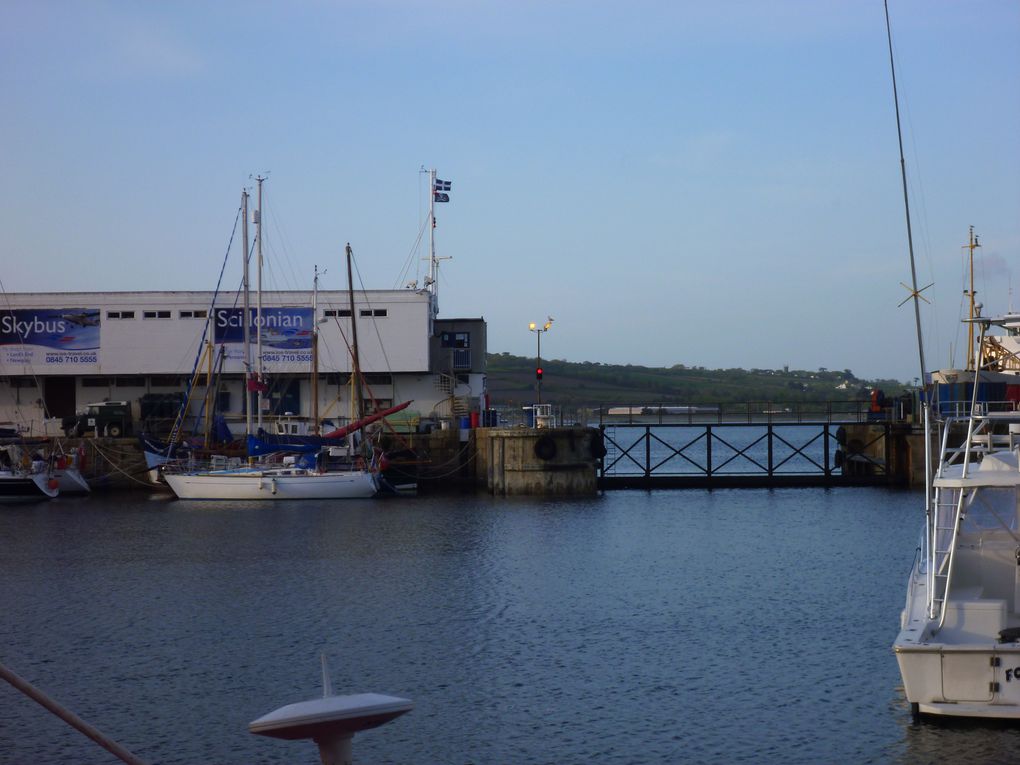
[0,290,486,436]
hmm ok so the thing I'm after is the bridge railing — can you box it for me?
[598,421,893,485]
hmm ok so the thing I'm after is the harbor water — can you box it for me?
[4,488,1020,764]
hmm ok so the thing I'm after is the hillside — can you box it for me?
[485,353,908,407]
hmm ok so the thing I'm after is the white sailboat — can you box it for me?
[163,179,377,501]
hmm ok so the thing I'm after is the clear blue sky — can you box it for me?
[3,1,1018,382]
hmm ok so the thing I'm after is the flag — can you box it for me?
[434,179,452,192]
[433,192,450,203]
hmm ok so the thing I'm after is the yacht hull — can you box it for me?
[163,469,377,500]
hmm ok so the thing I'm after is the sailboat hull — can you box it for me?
[0,472,59,499]
[163,468,377,500]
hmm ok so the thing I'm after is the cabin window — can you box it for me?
[106,310,136,319]
[962,488,1018,532]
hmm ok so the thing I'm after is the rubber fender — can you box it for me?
[534,435,557,461]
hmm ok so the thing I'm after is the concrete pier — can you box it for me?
[473,427,601,496]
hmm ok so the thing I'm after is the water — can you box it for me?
[3,488,1020,764]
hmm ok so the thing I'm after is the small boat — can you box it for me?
[0,471,59,499]
[0,444,60,499]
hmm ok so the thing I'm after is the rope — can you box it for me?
[168,206,242,447]
[87,440,159,488]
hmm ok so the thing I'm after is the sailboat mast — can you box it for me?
[345,243,364,421]
[256,175,265,432]
[242,189,253,437]
[964,226,981,371]
[311,265,320,435]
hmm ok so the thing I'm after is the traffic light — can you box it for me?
[536,367,543,381]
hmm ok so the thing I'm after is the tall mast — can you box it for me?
[255,175,265,432]
[884,0,927,385]
[345,243,364,421]
[242,189,253,437]
[963,226,981,371]
[311,265,320,435]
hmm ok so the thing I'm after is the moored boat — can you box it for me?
[0,470,58,499]
[162,463,376,500]
[894,313,1020,719]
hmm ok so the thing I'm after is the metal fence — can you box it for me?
[597,421,894,488]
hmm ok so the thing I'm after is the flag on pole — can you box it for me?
[433,192,450,203]
[434,179,452,192]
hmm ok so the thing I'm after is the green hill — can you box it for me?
[485,353,908,407]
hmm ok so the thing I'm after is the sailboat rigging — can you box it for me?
[161,181,383,500]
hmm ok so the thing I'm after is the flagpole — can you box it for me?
[429,167,437,318]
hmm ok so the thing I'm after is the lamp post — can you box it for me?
[529,317,553,404]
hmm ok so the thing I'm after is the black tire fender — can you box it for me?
[534,435,557,461]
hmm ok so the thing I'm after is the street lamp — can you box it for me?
[529,317,553,404]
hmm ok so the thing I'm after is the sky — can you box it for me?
[2,0,1018,382]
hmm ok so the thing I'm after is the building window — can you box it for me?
[324,309,352,318]
[362,373,392,385]
[82,377,111,387]
[326,373,352,385]
[179,310,208,319]
[373,309,387,317]
[452,349,471,369]
[360,309,373,317]
[143,310,172,319]
[10,377,38,388]
[107,310,136,319]
[150,375,183,387]
[441,331,470,349]
[114,377,143,387]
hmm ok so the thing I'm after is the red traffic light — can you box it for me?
[536,367,543,381]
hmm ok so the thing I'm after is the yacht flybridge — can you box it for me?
[895,313,1020,719]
